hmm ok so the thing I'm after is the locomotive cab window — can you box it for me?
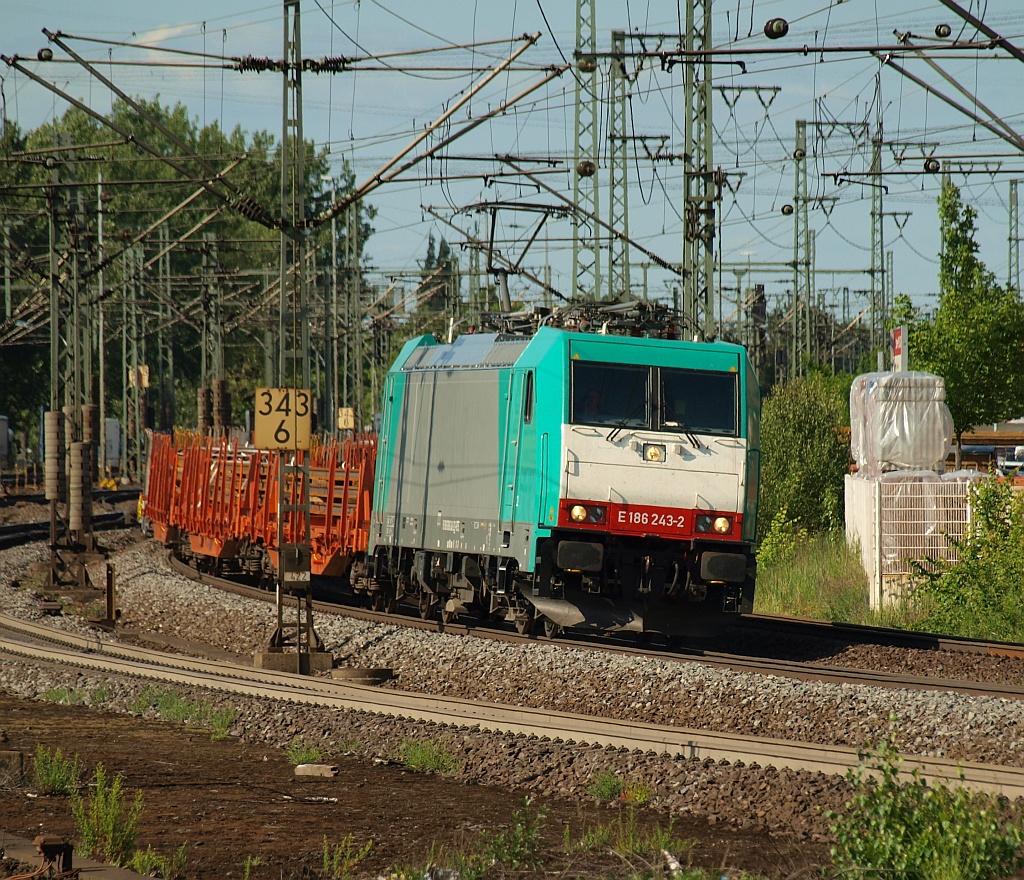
[571,362,649,427]
[660,368,737,436]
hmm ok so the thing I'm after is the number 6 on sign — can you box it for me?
[253,388,312,450]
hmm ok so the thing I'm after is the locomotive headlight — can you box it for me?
[643,443,666,463]
[695,514,713,533]
[570,504,606,524]
[713,516,732,534]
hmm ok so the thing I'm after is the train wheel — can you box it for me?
[542,617,561,640]
[371,593,386,613]
[515,609,535,636]
[440,605,454,627]
[384,594,398,614]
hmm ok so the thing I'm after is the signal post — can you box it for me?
[253,387,333,675]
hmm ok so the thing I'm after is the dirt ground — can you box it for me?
[0,692,830,880]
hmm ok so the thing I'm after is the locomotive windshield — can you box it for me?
[571,363,648,427]
[660,368,737,436]
[571,361,737,436]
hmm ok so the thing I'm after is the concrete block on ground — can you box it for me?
[294,763,339,777]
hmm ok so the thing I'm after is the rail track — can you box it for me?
[2,610,1024,799]
[166,549,1024,702]
[5,518,1024,801]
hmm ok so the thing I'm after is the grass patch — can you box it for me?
[586,770,654,805]
[397,738,460,776]
[31,745,81,795]
[586,769,625,800]
[128,843,187,879]
[284,739,325,765]
[128,685,237,740]
[43,686,89,705]
[828,742,1024,880]
[89,681,111,707]
[569,805,691,857]
[71,762,145,867]
[755,530,871,621]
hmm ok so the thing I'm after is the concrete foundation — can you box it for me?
[253,651,334,675]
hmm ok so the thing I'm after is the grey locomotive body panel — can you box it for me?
[380,367,506,556]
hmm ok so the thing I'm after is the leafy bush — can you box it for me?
[828,742,1024,880]
[32,745,81,795]
[759,372,850,542]
[911,477,1024,640]
[285,739,325,765]
[70,762,145,867]
[321,834,373,879]
[397,739,459,776]
[755,506,809,569]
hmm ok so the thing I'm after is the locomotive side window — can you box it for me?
[523,371,534,424]
[660,368,737,436]
[571,362,649,427]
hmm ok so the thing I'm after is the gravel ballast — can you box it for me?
[2,534,1022,839]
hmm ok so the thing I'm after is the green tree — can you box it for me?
[759,370,850,543]
[907,184,1024,465]
[1,98,375,443]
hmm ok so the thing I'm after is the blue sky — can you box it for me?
[5,1,1024,325]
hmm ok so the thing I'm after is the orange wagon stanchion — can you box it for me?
[142,431,379,581]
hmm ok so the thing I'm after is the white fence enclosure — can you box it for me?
[845,472,977,609]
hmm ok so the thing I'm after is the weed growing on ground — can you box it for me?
[128,843,187,879]
[827,741,1024,880]
[70,762,144,867]
[31,745,81,796]
[586,769,625,800]
[397,738,460,776]
[89,681,111,706]
[241,854,263,880]
[285,739,325,765]
[321,834,373,879]
[479,797,547,869]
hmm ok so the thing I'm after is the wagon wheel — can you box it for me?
[418,593,437,620]
[542,617,561,640]
[371,592,387,613]
[384,594,398,614]
[439,604,454,627]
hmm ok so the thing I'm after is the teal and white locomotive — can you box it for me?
[358,306,761,638]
